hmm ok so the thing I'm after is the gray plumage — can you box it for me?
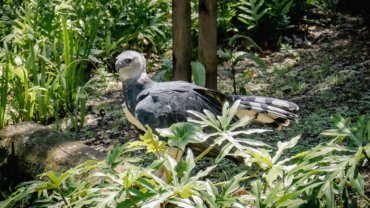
[115,50,299,131]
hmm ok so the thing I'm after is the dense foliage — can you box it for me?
[1,102,369,207]
[0,0,347,129]
[0,0,172,129]
[1,1,369,206]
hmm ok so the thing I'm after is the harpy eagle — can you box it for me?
[115,50,299,134]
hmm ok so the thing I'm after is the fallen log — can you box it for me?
[0,122,106,182]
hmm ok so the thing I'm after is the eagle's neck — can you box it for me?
[122,72,154,112]
[123,72,153,88]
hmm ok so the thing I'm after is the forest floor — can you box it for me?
[71,11,370,202]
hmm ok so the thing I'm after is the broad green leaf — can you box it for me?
[176,184,194,198]
[265,165,283,185]
[142,191,175,208]
[272,135,300,164]
[220,100,240,130]
[329,114,360,146]
[234,135,271,147]
[222,172,245,196]
[215,143,234,163]
[244,146,272,169]
[205,179,218,197]
[191,61,206,87]
[192,165,216,182]
[217,49,232,60]
[182,149,196,180]
[228,115,253,131]
[264,182,284,206]
[157,122,205,150]
[275,199,306,208]
[324,181,334,208]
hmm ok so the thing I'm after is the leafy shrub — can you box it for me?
[216,0,294,48]
[106,0,172,54]
[0,0,101,129]
[307,0,339,11]
[1,101,369,207]
[0,0,172,129]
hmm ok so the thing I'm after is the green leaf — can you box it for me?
[272,135,300,164]
[364,144,370,159]
[142,191,175,208]
[221,172,245,197]
[215,143,234,163]
[234,52,267,70]
[233,136,271,147]
[128,126,167,156]
[275,199,306,208]
[324,114,361,146]
[157,122,205,151]
[264,165,283,185]
[191,61,206,87]
[264,182,284,206]
[217,48,232,60]
[324,181,334,208]
[220,100,240,130]
[106,145,124,167]
[182,149,196,180]
[251,180,263,208]
[39,171,70,189]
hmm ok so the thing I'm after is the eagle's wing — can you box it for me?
[125,81,299,130]
[131,81,228,129]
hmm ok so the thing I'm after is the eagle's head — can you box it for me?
[115,50,146,81]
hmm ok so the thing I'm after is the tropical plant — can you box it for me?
[224,0,294,47]
[1,102,369,207]
[106,0,172,54]
[248,114,370,207]
[0,0,99,129]
[237,0,269,30]
[0,48,10,129]
[307,0,339,11]
[0,0,173,130]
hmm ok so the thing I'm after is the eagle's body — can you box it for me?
[123,75,224,129]
[116,50,299,132]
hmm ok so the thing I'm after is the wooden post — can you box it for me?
[198,0,217,90]
[172,0,191,82]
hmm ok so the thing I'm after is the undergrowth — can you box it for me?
[1,101,369,207]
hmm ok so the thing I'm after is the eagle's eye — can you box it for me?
[124,58,132,64]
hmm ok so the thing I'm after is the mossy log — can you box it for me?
[0,122,106,181]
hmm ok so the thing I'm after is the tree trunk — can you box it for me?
[199,0,217,90]
[172,0,192,82]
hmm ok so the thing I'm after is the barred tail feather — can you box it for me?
[233,95,299,111]
[232,95,299,127]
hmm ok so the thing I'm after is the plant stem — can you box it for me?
[58,188,68,205]
[362,148,370,162]
[127,190,139,208]
[363,194,370,203]
[175,148,180,161]
[195,144,215,162]
[231,65,237,95]
[263,179,268,194]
